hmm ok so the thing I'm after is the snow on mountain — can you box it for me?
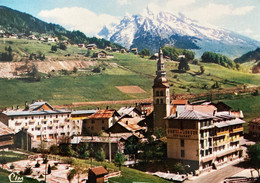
[98,8,260,58]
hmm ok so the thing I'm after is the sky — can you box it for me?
[1,0,260,41]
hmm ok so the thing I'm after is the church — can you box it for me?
[152,48,245,175]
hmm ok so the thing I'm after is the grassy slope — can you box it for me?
[0,38,259,115]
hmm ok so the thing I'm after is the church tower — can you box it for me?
[153,48,171,130]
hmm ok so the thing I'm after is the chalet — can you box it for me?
[82,110,120,135]
[249,117,260,139]
[121,49,127,53]
[86,44,97,50]
[95,51,114,59]
[131,48,138,54]
[47,37,55,43]
[88,166,108,183]
[78,44,85,48]
[117,106,142,118]
[106,117,146,134]
[9,34,18,39]
[28,35,37,40]
[105,46,112,51]
[0,122,14,149]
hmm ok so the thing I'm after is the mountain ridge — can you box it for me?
[99,8,260,58]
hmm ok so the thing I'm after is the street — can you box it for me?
[184,161,246,183]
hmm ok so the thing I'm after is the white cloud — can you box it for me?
[38,7,120,36]
[184,3,255,24]
[147,0,195,13]
[117,0,129,6]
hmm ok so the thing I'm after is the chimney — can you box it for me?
[17,105,19,110]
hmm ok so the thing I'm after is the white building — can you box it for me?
[0,102,91,146]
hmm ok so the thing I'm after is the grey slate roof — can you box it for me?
[3,109,70,117]
[166,110,214,120]
[71,110,97,115]
[214,118,245,128]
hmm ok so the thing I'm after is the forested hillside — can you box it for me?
[0,6,122,49]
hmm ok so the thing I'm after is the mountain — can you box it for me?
[0,6,122,48]
[98,8,260,58]
[234,48,260,63]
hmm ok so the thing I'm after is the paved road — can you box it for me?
[184,162,245,183]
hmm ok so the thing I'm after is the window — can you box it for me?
[56,115,58,118]
[102,127,105,130]
[160,91,163,96]
[92,120,95,124]
[160,99,163,104]
[11,117,14,120]
[181,139,184,147]
[102,120,104,124]
[156,99,159,104]
[67,114,70,117]
[32,116,34,120]
[25,117,27,120]
[44,115,46,119]
[181,150,185,157]
[156,91,159,96]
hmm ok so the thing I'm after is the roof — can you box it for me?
[171,100,188,105]
[90,166,108,176]
[81,136,122,143]
[214,118,245,128]
[87,110,119,119]
[0,122,14,136]
[111,119,146,133]
[118,107,136,116]
[71,110,97,115]
[2,109,70,117]
[166,110,213,120]
[29,102,53,111]
[185,104,217,115]
[250,117,260,124]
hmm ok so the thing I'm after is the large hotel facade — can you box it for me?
[153,49,245,174]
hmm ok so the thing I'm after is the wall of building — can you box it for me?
[167,138,199,161]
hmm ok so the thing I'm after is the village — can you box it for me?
[0,49,259,183]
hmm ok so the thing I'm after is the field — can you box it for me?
[0,38,259,122]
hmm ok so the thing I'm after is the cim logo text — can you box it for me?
[8,172,23,182]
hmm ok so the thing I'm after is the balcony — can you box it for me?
[215,130,229,137]
[231,127,243,134]
[213,141,226,147]
[167,128,198,139]
[230,136,240,142]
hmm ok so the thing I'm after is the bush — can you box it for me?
[51,165,58,170]
[42,157,48,164]
[24,165,32,175]
[49,144,59,155]
[10,163,15,169]
[39,174,44,179]
[35,161,40,168]
[92,67,101,73]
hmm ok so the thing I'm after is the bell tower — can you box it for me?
[153,48,171,130]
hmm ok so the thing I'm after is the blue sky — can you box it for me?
[1,0,260,41]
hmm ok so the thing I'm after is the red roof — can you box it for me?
[171,100,188,105]
[185,105,217,115]
[90,166,108,176]
[87,110,117,119]
[250,117,260,124]
[0,122,14,136]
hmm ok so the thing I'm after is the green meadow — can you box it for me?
[0,38,259,122]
